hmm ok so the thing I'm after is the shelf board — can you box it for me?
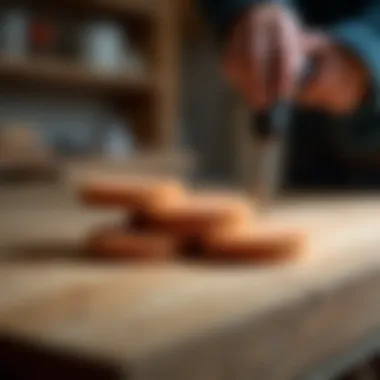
[81,0,158,18]
[8,0,158,19]
[0,55,154,95]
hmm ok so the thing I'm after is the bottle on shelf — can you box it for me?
[0,7,29,58]
[103,117,134,162]
[81,19,125,73]
[28,12,59,59]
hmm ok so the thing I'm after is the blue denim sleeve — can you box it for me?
[329,0,380,110]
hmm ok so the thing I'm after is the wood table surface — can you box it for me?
[1,186,380,379]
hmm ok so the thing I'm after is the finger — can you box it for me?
[246,13,269,108]
[297,31,331,107]
[299,52,335,108]
[223,21,257,107]
[301,31,329,55]
[223,21,245,87]
[275,14,303,100]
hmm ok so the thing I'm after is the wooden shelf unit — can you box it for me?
[77,0,158,18]
[0,55,153,95]
[5,0,158,22]
[0,0,180,151]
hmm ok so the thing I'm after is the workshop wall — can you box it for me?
[181,35,236,184]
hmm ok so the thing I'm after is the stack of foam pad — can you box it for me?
[80,177,305,263]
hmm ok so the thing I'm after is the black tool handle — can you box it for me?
[251,60,315,140]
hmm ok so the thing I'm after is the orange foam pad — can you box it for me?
[146,191,255,239]
[204,223,306,263]
[79,178,186,211]
[87,228,176,261]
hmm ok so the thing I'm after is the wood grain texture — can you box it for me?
[2,191,380,379]
[86,227,177,261]
[0,55,152,95]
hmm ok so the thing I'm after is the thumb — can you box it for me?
[301,31,329,55]
[297,32,332,107]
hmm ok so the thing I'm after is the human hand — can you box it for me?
[223,3,369,114]
[298,40,369,114]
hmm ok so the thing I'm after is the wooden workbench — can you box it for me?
[2,186,380,379]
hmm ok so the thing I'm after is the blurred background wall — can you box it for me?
[181,35,236,184]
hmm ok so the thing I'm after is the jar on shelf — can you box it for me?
[80,20,125,73]
[28,12,59,58]
[0,7,29,58]
[103,118,134,161]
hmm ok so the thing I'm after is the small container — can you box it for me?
[28,13,59,58]
[81,20,125,72]
[103,118,134,161]
[0,7,29,57]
